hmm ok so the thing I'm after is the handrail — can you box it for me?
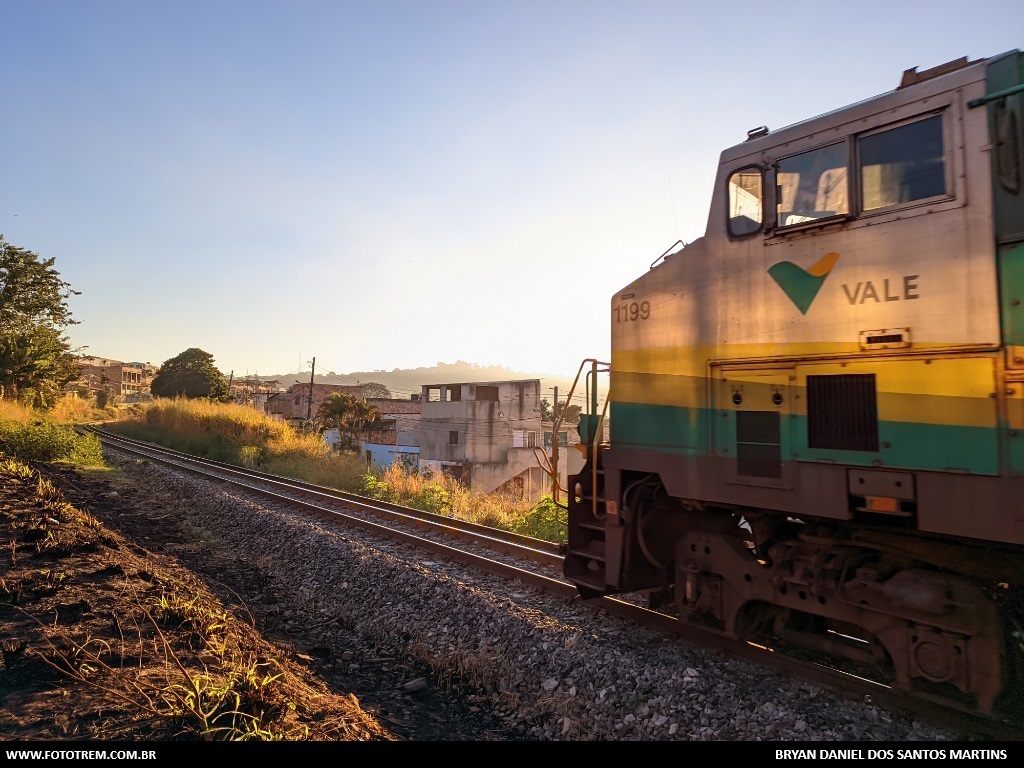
[968,82,1024,108]
[589,383,611,518]
[551,358,609,441]
[650,239,686,269]
[547,358,610,516]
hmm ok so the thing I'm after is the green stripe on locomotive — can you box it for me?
[611,401,999,476]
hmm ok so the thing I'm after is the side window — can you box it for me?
[859,113,946,211]
[995,101,1021,195]
[728,167,763,237]
[776,142,849,227]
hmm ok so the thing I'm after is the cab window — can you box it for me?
[776,143,849,228]
[728,167,763,237]
[859,113,946,210]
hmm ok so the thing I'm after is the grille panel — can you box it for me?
[736,411,782,478]
[807,374,879,452]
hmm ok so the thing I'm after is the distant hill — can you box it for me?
[254,361,606,406]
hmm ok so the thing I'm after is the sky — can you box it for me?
[2,1,1021,382]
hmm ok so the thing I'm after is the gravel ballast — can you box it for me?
[98,453,960,742]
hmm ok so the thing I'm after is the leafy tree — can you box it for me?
[0,238,81,408]
[0,325,81,407]
[150,348,230,401]
[360,381,391,399]
[95,372,113,409]
[350,399,383,431]
[318,392,382,448]
[0,236,79,330]
[0,335,37,402]
[318,392,357,429]
[540,398,581,424]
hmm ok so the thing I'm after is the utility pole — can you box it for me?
[551,386,559,503]
[306,357,316,423]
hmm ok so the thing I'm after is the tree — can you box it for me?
[318,392,358,432]
[150,348,230,401]
[0,238,81,407]
[0,324,81,407]
[0,335,37,402]
[318,392,382,448]
[540,398,581,424]
[349,399,382,432]
[360,381,391,399]
[0,236,79,330]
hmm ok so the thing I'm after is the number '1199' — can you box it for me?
[615,300,650,322]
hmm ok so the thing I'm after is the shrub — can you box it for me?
[0,419,104,466]
[356,462,565,541]
[239,445,265,469]
[414,483,452,515]
[512,496,566,541]
[360,474,394,502]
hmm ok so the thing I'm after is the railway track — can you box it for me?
[81,425,1023,740]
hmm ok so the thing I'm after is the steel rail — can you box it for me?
[83,426,564,566]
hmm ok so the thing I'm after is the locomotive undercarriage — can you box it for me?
[673,516,1010,713]
[567,469,1023,715]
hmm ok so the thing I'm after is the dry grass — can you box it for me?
[0,399,32,424]
[103,398,565,542]
[49,394,98,423]
[362,464,533,528]
[0,392,121,425]
[0,397,106,466]
[360,465,565,540]
[109,399,367,489]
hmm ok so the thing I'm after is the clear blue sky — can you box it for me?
[2,1,1020,380]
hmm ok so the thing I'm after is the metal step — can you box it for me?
[567,573,607,592]
[567,547,606,563]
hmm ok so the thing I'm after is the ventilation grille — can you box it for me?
[736,411,782,478]
[807,374,879,451]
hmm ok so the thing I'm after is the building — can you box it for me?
[230,377,286,412]
[415,379,562,499]
[266,382,364,427]
[355,396,423,468]
[74,357,153,402]
[543,422,581,450]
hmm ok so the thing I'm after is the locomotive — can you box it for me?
[561,49,1024,716]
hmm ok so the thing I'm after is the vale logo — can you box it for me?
[767,252,840,315]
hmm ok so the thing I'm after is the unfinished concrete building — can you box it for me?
[416,379,562,499]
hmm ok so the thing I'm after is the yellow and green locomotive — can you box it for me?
[564,50,1024,715]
